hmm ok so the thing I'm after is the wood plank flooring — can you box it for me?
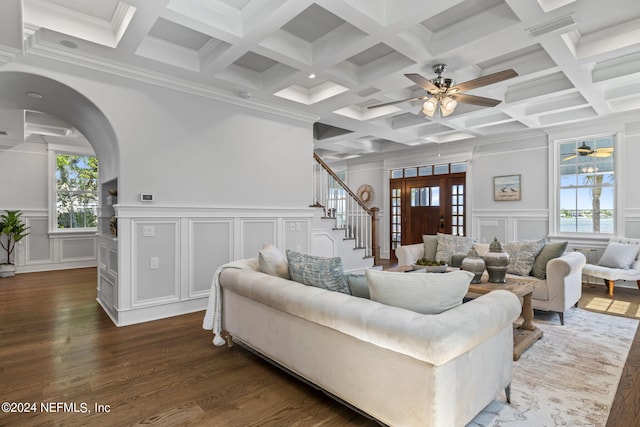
[1,267,639,426]
[0,268,376,427]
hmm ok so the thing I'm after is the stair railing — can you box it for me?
[312,153,379,264]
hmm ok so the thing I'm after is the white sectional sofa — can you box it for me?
[217,266,521,427]
[396,240,586,325]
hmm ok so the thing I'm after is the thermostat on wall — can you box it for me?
[140,193,154,202]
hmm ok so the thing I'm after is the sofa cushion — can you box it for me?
[258,244,290,279]
[435,233,474,264]
[345,273,370,299]
[598,242,640,269]
[422,235,439,261]
[531,241,568,279]
[473,243,490,257]
[286,250,349,294]
[366,269,474,314]
[504,239,545,276]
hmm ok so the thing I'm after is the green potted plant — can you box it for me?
[0,210,30,278]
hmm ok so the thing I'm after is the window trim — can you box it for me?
[48,145,99,234]
[549,132,623,238]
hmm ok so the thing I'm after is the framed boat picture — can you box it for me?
[494,174,521,201]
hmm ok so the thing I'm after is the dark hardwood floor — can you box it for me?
[0,267,639,426]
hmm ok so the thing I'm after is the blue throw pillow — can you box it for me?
[286,250,350,294]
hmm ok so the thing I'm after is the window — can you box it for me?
[558,136,615,234]
[55,154,99,230]
[410,186,440,207]
[390,187,402,250]
[451,184,465,236]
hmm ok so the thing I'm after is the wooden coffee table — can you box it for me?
[467,273,543,361]
[387,266,542,360]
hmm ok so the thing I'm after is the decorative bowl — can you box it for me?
[412,263,448,273]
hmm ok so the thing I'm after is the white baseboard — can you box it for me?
[108,298,208,327]
[17,260,97,274]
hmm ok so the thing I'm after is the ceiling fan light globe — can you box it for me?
[440,96,457,116]
[422,98,437,117]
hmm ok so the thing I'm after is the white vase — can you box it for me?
[0,263,16,278]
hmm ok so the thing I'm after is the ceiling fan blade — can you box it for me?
[450,93,502,107]
[366,95,427,109]
[451,69,518,93]
[563,154,577,161]
[596,147,614,153]
[405,73,441,93]
[593,151,613,158]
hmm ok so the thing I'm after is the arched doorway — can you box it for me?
[0,71,119,316]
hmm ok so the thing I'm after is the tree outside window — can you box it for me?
[558,136,615,234]
[56,154,98,229]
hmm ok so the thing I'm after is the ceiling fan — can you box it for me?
[367,63,518,117]
[562,142,614,161]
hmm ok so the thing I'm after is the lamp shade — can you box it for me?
[422,97,438,117]
[440,96,457,117]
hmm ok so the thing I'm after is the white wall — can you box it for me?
[88,80,314,207]
[472,134,549,244]
[0,142,47,209]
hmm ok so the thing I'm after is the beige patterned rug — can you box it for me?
[468,308,638,427]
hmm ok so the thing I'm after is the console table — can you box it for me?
[467,274,543,361]
[387,266,543,360]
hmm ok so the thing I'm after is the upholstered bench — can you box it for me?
[582,238,640,297]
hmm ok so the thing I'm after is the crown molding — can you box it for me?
[0,45,21,64]
[24,33,319,124]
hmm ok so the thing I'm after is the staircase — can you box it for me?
[311,153,379,272]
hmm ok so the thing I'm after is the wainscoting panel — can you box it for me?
[24,217,52,263]
[477,218,508,244]
[284,219,309,253]
[60,237,96,262]
[474,209,549,244]
[18,209,97,273]
[111,206,314,326]
[514,218,549,241]
[240,218,277,259]
[132,220,180,306]
[188,219,233,298]
[312,231,337,258]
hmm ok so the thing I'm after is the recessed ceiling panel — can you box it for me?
[47,0,119,21]
[220,0,251,10]
[23,0,136,48]
[347,43,395,67]
[314,123,354,140]
[149,18,212,51]
[274,81,348,105]
[234,51,279,73]
[421,0,503,33]
[282,4,345,43]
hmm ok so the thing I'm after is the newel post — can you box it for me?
[370,207,380,265]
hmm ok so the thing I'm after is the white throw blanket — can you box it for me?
[202,258,259,346]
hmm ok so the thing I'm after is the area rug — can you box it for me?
[468,308,638,427]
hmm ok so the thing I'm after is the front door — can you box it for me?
[390,170,466,259]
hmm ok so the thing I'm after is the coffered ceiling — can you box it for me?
[1,0,640,161]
